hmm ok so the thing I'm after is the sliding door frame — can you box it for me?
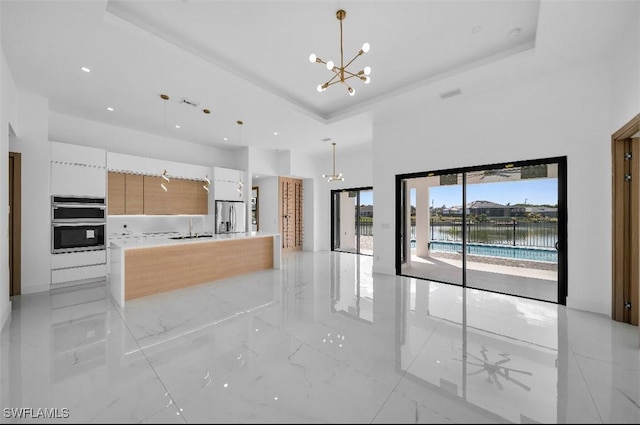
[331,186,374,256]
[395,156,567,305]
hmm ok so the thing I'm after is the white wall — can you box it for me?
[253,176,279,235]
[0,23,16,329]
[49,112,243,170]
[249,146,286,176]
[373,59,617,316]
[610,2,640,131]
[9,93,50,294]
[314,146,374,251]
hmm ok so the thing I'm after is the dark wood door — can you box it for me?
[9,152,21,296]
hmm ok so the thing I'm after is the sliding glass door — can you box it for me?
[397,158,566,304]
[332,187,374,256]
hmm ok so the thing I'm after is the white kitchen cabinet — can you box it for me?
[51,250,107,286]
[107,152,146,174]
[213,167,245,201]
[51,141,106,197]
[51,264,106,285]
[51,250,106,269]
[51,162,106,197]
[51,141,106,167]
[107,152,211,181]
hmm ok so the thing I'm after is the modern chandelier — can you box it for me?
[309,9,371,96]
[322,142,344,182]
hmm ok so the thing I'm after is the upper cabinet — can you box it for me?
[107,172,126,215]
[125,174,144,214]
[50,141,106,197]
[142,175,167,215]
[108,172,208,216]
[108,172,144,215]
[106,152,212,216]
[213,166,245,201]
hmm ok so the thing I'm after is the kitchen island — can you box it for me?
[109,232,281,306]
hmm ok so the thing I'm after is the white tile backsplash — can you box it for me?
[107,215,213,237]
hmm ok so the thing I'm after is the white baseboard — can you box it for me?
[20,283,51,295]
[566,296,610,317]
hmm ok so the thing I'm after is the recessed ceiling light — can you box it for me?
[106,107,114,111]
[508,27,522,38]
[81,66,91,73]
[224,137,228,141]
[273,132,278,136]
[175,125,181,129]
[471,26,482,34]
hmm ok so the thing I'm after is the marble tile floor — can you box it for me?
[1,251,639,424]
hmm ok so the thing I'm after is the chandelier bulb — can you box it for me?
[326,60,334,70]
[364,76,371,84]
[309,53,317,63]
[348,86,356,96]
[362,42,370,53]
[364,66,371,76]
[317,84,324,93]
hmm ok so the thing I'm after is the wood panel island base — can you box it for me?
[109,233,281,306]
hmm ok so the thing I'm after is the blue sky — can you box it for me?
[358,179,558,207]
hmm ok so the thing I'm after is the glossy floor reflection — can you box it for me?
[1,251,639,423]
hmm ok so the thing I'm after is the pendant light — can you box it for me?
[237,120,244,197]
[322,142,344,182]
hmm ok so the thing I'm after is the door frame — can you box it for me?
[612,113,640,324]
[395,156,568,305]
[279,177,304,251]
[330,186,374,256]
[9,152,21,296]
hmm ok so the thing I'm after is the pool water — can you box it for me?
[426,241,557,263]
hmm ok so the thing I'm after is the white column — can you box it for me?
[416,182,430,258]
[339,191,356,251]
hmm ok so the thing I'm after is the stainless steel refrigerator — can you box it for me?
[215,200,246,234]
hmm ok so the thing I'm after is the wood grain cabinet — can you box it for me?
[109,172,208,216]
[125,174,144,214]
[108,172,126,215]
[143,175,167,215]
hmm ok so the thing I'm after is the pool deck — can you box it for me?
[402,252,557,302]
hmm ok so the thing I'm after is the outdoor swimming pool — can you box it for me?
[426,241,557,263]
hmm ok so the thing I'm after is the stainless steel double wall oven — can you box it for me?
[51,196,106,254]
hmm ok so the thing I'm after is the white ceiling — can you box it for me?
[0,0,636,156]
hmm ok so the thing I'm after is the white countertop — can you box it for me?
[110,231,279,250]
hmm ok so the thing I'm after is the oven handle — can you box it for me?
[52,204,106,209]
[52,222,106,227]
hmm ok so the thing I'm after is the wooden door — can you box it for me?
[279,177,303,251]
[612,113,640,325]
[9,152,21,296]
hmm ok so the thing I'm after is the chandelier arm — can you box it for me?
[342,51,364,70]
[324,79,343,88]
[342,69,363,79]
[324,74,342,86]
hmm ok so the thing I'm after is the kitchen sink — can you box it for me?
[169,234,213,240]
